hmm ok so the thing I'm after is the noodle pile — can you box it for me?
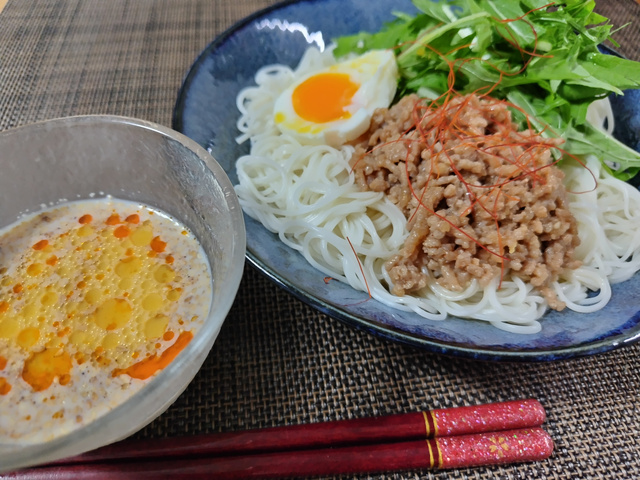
[234,48,640,333]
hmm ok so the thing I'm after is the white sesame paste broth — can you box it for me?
[0,198,212,443]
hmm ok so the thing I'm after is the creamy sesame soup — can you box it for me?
[0,198,212,443]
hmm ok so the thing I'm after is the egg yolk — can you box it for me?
[291,72,359,123]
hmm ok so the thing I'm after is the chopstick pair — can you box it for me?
[8,399,553,479]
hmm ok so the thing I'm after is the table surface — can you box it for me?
[2,0,640,478]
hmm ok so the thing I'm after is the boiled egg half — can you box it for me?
[273,49,398,147]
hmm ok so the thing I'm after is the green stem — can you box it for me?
[397,11,490,66]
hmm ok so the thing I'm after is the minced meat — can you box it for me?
[351,93,581,310]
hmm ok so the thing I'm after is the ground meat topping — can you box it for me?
[351,93,581,310]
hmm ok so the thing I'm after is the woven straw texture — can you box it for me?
[2,0,640,478]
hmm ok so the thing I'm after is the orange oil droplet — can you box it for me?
[46,255,58,266]
[106,214,121,225]
[22,349,73,392]
[165,255,174,265]
[32,239,49,251]
[163,331,175,341]
[0,356,7,369]
[0,301,9,314]
[13,284,23,294]
[114,225,130,239]
[77,281,86,289]
[125,248,134,256]
[150,236,167,253]
[26,263,43,276]
[97,356,110,367]
[17,327,40,348]
[112,331,193,380]
[0,378,11,395]
[125,214,140,224]
[78,214,93,224]
[94,298,132,330]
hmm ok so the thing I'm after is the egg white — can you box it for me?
[273,49,398,147]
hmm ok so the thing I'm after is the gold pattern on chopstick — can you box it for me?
[422,410,438,438]
[488,435,511,458]
[422,411,430,437]
[426,438,442,468]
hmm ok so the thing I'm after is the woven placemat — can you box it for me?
[2,1,640,478]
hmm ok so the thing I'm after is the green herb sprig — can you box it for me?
[334,0,640,180]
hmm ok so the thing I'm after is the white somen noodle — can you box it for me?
[234,47,640,334]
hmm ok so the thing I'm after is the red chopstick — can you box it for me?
[5,399,552,479]
[54,398,546,465]
[5,428,554,479]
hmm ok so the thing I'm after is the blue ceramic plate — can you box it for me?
[173,0,640,361]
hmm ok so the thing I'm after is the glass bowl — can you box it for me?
[0,115,246,472]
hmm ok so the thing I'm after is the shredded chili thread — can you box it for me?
[351,8,595,288]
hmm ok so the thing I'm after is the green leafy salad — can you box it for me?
[334,0,640,180]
